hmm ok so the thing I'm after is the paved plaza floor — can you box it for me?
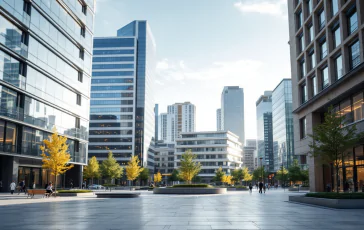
[0,189,362,230]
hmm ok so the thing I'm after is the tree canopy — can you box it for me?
[214,167,225,183]
[125,156,144,181]
[154,171,162,184]
[100,151,123,184]
[178,150,201,184]
[84,156,101,184]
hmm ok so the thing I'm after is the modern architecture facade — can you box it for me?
[221,86,245,145]
[158,113,168,142]
[175,131,243,183]
[288,0,364,192]
[89,21,156,173]
[243,139,256,173]
[256,91,274,172]
[153,141,175,177]
[154,104,158,141]
[0,0,95,191]
[216,108,222,131]
[272,79,294,171]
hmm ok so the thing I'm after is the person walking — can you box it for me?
[22,180,26,194]
[45,183,53,198]
[10,181,16,194]
[32,182,36,189]
[249,183,253,193]
[258,181,263,194]
[18,180,24,194]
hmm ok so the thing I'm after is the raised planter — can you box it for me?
[288,187,299,191]
[300,187,310,191]
[56,192,94,197]
[96,193,140,198]
[153,187,227,194]
[227,188,249,191]
[289,195,364,209]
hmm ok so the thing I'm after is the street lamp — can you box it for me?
[259,157,263,183]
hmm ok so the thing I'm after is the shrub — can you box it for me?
[305,192,364,199]
[171,184,213,188]
[57,190,92,193]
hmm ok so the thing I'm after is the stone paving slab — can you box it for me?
[0,190,362,230]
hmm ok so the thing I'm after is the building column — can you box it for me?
[0,155,19,192]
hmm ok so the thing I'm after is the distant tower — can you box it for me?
[216,109,222,131]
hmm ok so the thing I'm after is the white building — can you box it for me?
[216,109,222,131]
[243,139,256,173]
[153,141,175,175]
[175,131,243,183]
[158,113,168,142]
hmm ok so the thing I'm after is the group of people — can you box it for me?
[9,180,54,196]
[248,182,274,194]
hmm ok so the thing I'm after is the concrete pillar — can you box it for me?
[0,155,19,192]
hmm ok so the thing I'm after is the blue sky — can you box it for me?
[94,0,290,140]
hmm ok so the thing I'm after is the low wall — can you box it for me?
[153,187,227,194]
[96,193,140,198]
[227,188,249,191]
[56,192,94,197]
[289,195,364,209]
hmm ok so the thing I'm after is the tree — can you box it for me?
[243,170,253,183]
[231,168,244,185]
[40,129,73,192]
[214,167,225,184]
[192,175,202,183]
[308,106,364,193]
[288,160,302,184]
[138,168,150,186]
[168,169,180,182]
[222,175,232,185]
[83,156,101,184]
[100,151,123,184]
[125,156,144,183]
[253,167,267,182]
[301,169,309,186]
[154,171,162,185]
[276,166,288,186]
[178,150,201,184]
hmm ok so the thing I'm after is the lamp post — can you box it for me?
[259,157,263,183]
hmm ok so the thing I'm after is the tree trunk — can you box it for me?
[55,175,57,195]
[336,165,339,194]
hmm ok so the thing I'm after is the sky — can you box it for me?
[94,0,291,140]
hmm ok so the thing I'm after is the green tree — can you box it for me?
[100,151,123,184]
[192,175,202,183]
[288,160,302,184]
[301,169,309,186]
[138,167,149,186]
[308,106,364,193]
[214,167,225,183]
[231,168,249,185]
[178,150,201,184]
[276,165,288,186]
[253,167,267,182]
[83,156,101,184]
[168,169,180,182]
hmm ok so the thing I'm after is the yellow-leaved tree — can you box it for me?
[40,128,73,193]
[154,171,162,185]
[83,156,101,184]
[125,156,144,185]
[178,150,201,184]
[222,175,232,185]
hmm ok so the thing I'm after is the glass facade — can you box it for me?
[256,92,274,172]
[0,0,94,191]
[89,21,156,173]
[272,80,294,171]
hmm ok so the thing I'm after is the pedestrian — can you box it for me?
[82,180,86,189]
[22,180,26,194]
[45,183,53,198]
[249,183,253,193]
[32,182,36,189]
[18,180,24,194]
[258,181,263,194]
[256,183,258,190]
[10,181,16,194]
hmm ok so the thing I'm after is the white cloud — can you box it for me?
[156,59,169,70]
[234,0,287,18]
[179,60,186,69]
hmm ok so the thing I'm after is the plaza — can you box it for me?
[0,189,363,230]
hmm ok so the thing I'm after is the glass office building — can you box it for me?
[0,0,94,191]
[272,79,294,171]
[89,21,156,175]
[256,91,274,172]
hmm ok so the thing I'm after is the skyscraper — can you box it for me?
[272,79,294,171]
[216,108,222,131]
[158,113,168,142]
[221,86,245,145]
[89,21,156,173]
[0,0,95,191]
[154,104,159,141]
[256,91,274,172]
[288,0,364,192]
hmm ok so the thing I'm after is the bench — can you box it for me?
[27,189,55,198]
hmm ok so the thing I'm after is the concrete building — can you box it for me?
[256,91,274,172]
[0,0,95,191]
[288,0,364,192]
[243,139,256,172]
[154,104,158,141]
[89,21,156,173]
[153,141,175,182]
[221,86,245,145]
[216,108,222,131]
[272,79,294,171]
[175,131,243,183]
[158,113,168,142]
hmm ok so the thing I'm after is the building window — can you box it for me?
[312,76,317,96]
[80,27,86,37]
[349,40,360,70]
[332,24,341,48]
[23,1,31,15]
[335,55,343,80]
[300,59,306,78]
[301,84,307,103]
[78,72,83,82]
[332,0,339,16]
[297,10,303,30]
[318,9,326,30]
[353,92,364,122]
[339,98,353,124]
[76,94,81,105]
[82,5,87,15]
[309,50,316,70]
[298,33,305,53]
[75,117,80,129]
[348,10,358,35]
[320,38,327,60]
[321,66,329,89]
[308,23,314,43]
[79,50,84,60]
[300,117,307,139]
[307,0,312,15]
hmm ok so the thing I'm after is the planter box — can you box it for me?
[153,187,227,195]
[56,192,94,197]
[289,195,364,209]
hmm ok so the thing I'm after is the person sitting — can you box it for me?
[45,183,53,197]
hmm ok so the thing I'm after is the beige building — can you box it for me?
[288,0,364,192]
